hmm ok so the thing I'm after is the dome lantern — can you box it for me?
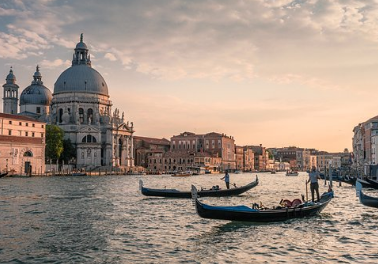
[72,33,91,66]
[6,67,16,84]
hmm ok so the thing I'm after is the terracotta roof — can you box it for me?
[0,135,44,144]
[133,136,170,145]
[0,113,45,123]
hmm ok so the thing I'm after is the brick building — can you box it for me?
[0,113,46,175]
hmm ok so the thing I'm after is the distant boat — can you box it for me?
[140,176,258,198]
[71,172,87,176]
[286,171,299,176]
[271,170,276,174]
[234,170,242,174]
[172,171,192,177]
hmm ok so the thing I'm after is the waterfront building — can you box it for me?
[352,124,365,175]
[2,34,135,171]
[248,145,267,171]
[352,116,378,176]
[235,146,244,171]
[133,136,170,170]
[0,113,45,175]
[170,131,236,172]
[242,147,255,171]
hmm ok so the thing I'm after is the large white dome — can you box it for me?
[54,65,109,96]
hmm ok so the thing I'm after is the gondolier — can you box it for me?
[221,170,230,189]
[307,166,320,202]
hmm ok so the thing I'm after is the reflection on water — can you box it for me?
[1,172,378,263]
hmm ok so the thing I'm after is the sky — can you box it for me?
[1,0,378,153]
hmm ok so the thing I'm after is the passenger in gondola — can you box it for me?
[221,170,230,189]
[307,166,321,202]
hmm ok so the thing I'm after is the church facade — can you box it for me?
[2,34,135,170]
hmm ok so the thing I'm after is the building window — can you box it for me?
[41,133,44,138]
[82,135,97,143]
[42,125,44,128]
[9,121,12,124]
[26,123,28,127]
[25,132,28,137]
[8,130,11,135]
[59,109,63,123]
[23,151,33,157]
[32,132,35,137]
[36,107,41,114]
[79,108,84,123]
[87,108,93,123]
[19,122,22,125]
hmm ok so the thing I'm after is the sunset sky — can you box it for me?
[1,0,378,152]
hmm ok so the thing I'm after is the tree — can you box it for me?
[61,138,77,164]
[45,124,64,163]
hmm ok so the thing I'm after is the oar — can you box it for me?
[305,180,308,202]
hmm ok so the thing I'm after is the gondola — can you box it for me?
[365,178,378,189]
[339,176,357,186]
[356,179,374,188]
[0,172,8,178]
[139,176,258,198]
[191,185,333,222]
[356,181,378,208]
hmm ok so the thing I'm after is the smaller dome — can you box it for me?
[20,85,52,106]
[33,70,42,78]
[20,66,52,106]
[5,68,16,84]
[76,41,88,50]
[75,33,88,50]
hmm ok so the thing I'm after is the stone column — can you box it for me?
[130,135,134,167]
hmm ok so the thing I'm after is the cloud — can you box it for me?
[40,59,71,69]
[104,52,117,61]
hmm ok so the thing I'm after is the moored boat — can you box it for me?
[356,181,378,208]
[286,171,299,176]
[139,176,259,198]
[0,172,8,178]
[172,171,193,177]
[191,185,333,222]
[365,178,378,189]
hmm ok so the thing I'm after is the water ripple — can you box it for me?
[1,173,378,263]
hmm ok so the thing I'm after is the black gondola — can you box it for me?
[139,176,258,198]
[356,181,378,208]
[365,178,378,189]
[191,185,333,222]
[0,172,8,178]
[357,179,374,188]
[337,176,357,186]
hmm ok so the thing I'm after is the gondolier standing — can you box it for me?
[221,170,230,189]
[307,166,320,202]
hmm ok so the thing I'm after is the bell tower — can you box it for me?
[2,67,19,114]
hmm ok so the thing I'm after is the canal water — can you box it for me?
[1,172,377,263]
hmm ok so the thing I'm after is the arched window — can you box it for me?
[79,108,84,123]
[81,135,97,143]
[59,108,63,123]
[23,151,33,157]
[87,108,93,123]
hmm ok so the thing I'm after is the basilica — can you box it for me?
[2,34,135,170]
